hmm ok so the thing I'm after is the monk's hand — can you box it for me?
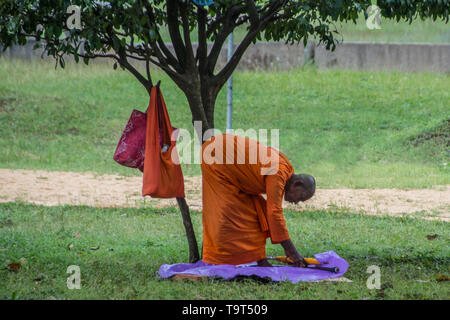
[280,239,307,268]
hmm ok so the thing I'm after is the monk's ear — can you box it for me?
[293,180,304,188]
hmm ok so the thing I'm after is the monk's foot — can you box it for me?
[257,258,272,267]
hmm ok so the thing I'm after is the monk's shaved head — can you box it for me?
[284,173,316,204]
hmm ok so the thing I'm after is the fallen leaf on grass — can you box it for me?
[426,234,438,240]
[8,262,21,272]
[74,232,81,238]
[436,275,450,282]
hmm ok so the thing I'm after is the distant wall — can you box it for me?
[2,39,449,73]
[1,40,47,60]
[314,42,450,73]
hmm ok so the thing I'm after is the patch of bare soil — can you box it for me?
[0,169,448,221]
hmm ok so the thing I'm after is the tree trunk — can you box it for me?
[176,197,200,263]
[171,86,205,263]
[184,83,218,142]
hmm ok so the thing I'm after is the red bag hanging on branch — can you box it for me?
[113,92,174,172]
[113,109,147,172]
[142,85,185,198]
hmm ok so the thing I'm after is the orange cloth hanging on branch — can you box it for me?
[142,85,185,198]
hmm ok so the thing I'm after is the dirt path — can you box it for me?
[0,168,448,221]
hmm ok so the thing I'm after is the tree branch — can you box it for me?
[118,55,152,94]
[103,29,152,94]
[206,4,247,74]
[246,0,260,27]
[145,56,153,87]
[213,0,286,90]
[77,52,119,60]
[166,0,186,69]
[197,6,208,74]
[180,1,196,70]
[143,1,181,72]
[205,1,246,38]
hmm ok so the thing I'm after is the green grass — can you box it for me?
[0,202,448,300]
[0,58,448,300]
[0,59,448,188]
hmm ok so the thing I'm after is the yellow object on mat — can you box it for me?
[271,256,321,265]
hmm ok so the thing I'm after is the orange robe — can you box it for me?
[201,134,294,265]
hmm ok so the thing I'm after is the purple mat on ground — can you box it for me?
[159,250,348,283]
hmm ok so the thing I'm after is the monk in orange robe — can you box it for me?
[201,133,316,267]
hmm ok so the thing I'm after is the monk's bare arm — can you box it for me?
[265,175,290,243]
[280,239,307,267]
